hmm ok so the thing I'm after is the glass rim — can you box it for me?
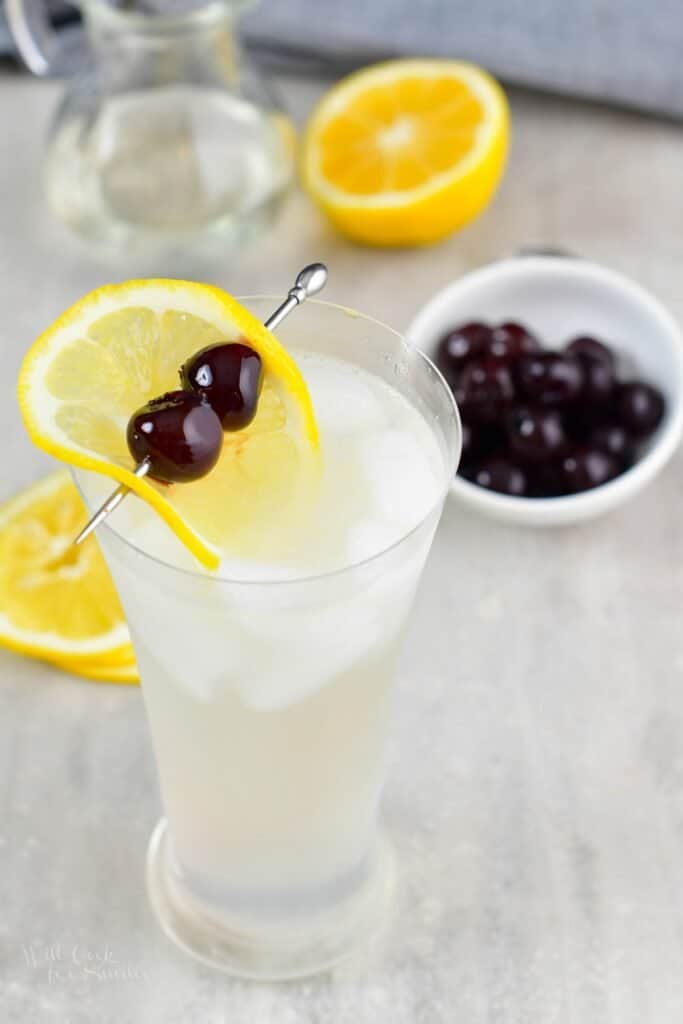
[78,297,461,588]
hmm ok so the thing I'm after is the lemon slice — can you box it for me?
[0,471,132,663]
[53,658,139,685]
[50,646,139,685]
[303,59,509,246]
[51,646,137,673]
[18,280,319,569]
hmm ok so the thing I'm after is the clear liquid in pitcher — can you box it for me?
[45,83,293,249]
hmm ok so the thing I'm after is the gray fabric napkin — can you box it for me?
[2,0,683,119]
[242,0,683,119]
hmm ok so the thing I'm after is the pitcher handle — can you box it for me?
[6,0,83,77]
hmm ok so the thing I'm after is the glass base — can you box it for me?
[146,819,396,980]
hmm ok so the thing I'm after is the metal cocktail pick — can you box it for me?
[74,263,329,547]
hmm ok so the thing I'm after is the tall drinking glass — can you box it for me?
[75,300,460,979]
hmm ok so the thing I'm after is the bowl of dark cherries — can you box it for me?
[408,257,683,526]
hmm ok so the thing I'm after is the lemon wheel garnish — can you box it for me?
[18,280,319,569]
[303,59,509,246]
[0,471,133,664]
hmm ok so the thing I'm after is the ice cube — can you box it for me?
[230,593,383,712]
[360,429,441,528]
[224,537,434,713]
[308,362,388,436]
[103,548,245,702]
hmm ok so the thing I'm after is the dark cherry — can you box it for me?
[565,336,615,403]
[478,422,509,457]
[565,335,615,369]
[590,423,636,466]
[506,406,566,463]
[127,391,223,483]
[488,321,540,362]
[516,352,584,406]
[564,398,615,441]
[560,446,620,493]
[526,461,566,498]
[470,457,527,497]
[580,358,615,404]
[564,406,595,442]
[181,342,263,430]
[458,462,477,483]
[436,321,492,379]
[461,420,507,462]
[454,359,515,422]
[617,381,665,438]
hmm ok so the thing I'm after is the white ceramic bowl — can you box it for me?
[407,257,683,526]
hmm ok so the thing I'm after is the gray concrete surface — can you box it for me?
[2,71,683,1023]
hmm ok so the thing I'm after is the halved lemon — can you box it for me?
[0,471,133,664]
[303,59,509,246]
[18,280,319,569]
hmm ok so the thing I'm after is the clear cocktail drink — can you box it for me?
[76,299,459,978]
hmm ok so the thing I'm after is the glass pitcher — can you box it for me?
[6,1,294,254]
